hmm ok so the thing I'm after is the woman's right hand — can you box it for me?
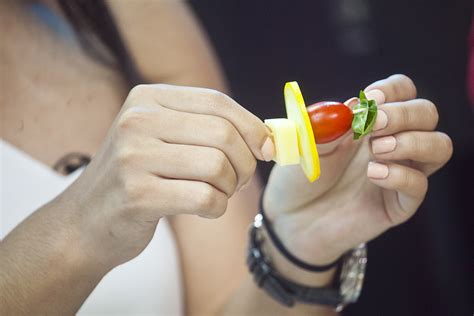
[61,84,273,269]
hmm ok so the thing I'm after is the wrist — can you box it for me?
[259,226,337,287]
[248,209,368,311]
[46,194,113,275]
[247,216,347,310]
[263,190,347,267]
[271,214,345,266]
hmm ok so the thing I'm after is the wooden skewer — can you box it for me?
[352,108,367,114]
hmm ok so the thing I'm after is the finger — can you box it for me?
[371,99,439,137]
[158,144,237,197]
[370,131,453,173]
[140,84,273,161]
[118,106,256,190]
[158,108,257,190]
[364,74,417,103]
[413,133,453,176]
[345,88,386,108]
[344,97,359,107]
[149,176,229,219]
[144,142,238,197]
[367,161,428,226]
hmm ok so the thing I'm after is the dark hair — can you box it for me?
[51,0,145,174]
[57,0,144,87]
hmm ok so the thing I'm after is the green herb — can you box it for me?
[352,90,378,140]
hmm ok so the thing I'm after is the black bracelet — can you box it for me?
[259,194,342,272]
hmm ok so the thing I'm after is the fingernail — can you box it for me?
[261,137,275,162]
[372,136,396,154]
[365,89,386,105]
[345,97,359,108]
[373,110,388,131]
[367,162,389,179]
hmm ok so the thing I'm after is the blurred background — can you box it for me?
[189,1,473,315]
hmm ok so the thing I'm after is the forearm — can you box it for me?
[0,196,107,315]
[218,230,338,316]
[220,277,338,316]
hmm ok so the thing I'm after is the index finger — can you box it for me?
[365,74,417,103]
[141,84,273,162]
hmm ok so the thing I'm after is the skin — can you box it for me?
[264,75,453,268]
[0,1,453,315]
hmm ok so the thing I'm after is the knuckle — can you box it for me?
[208,196,228,218]
[209,89,231,104]
[399,168,414,190]
[117,108,144,132]
[209,150,229,180]
[391,74,409,81]
[196,185,218,210]
[390,166,412,193]
[437,132,453,162]
[229,172,238,193]
[394,167,427,197]
[406,132,422,154]
[196,186,227,218]
[398,103,411,129]
[420,99,439,127]
[128,84,151,100]
[121,177,147,210]
[390,75,404,96]
[408,132,437,160]
[249,157,257,175]
[116,146,137,168]
[394,73,412,84]
[214,119,236,144]
[398,133,413,154]
[210,200,228,218]
[392,74,417,95]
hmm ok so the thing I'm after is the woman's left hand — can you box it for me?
[263,74,453,272]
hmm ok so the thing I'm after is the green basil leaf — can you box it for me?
[364,104,378,134]
[352,90,378,140]
[352,100,368,135]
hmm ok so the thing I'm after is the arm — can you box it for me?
[109,1,339,315]
[110,10,453,313]
[0,198,109,315]
[108,0,228,91]
[0,82,273,315]
[1,1,334,315]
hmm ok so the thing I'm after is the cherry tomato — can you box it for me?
[306,101,353,144]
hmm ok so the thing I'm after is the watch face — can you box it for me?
[339,243,368,305]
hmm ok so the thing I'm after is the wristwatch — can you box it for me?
[247,213,367,311]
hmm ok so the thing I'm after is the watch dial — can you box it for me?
[340,243,367,305]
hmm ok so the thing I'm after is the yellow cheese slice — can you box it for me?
[264,118,299,165]
[284,82,321,182]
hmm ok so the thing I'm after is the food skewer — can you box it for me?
[264,82,378,182]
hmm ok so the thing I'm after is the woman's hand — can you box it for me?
[63,84,272,269]
[263,75,453,272]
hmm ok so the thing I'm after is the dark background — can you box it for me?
[190,1,473,315]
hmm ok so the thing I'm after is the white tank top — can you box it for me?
[0,140,184,315]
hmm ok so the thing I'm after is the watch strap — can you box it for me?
[247,224,343,307]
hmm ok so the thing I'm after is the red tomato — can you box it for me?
[306,101,353,144]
